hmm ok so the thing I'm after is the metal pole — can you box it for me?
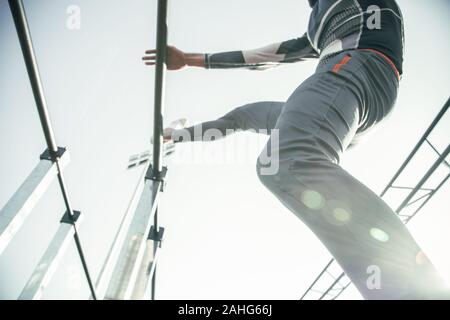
[151,262,157,300]
[150,0,168,301]
[8,0,58,155]
[151,208,158,300]
[152,0,168,179]
[8,0,97,299]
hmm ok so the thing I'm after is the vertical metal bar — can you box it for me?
[151,267,157,300]
[381,98,449,197]
[8,0,58,155]
[73,230,97,299]
[151,208,159,300]
[150,0,168,301]
[8,0,97,299]
[152,0,168,179]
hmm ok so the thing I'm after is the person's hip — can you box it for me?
[314,49,399,134]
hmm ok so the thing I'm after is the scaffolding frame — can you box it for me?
[1,0,97,299]
[1,0,169,300]
[90,0,169,300]
[2,0,448,301]
[300,98,450,300]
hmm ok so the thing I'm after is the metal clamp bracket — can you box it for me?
[60,210,81,225]
[145,164,168,191]
[40,147,66,161]
[148,226,165,247]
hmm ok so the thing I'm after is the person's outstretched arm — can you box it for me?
[142,33,318,71]
[205,33,318,70]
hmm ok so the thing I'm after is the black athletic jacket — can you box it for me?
[205,0,404,74]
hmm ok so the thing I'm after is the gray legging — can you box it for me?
[172,50,447,299]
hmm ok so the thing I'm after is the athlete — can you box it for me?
[143,0,448,299]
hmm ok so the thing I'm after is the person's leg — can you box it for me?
[256,51,446,299]
[171,101,283,142]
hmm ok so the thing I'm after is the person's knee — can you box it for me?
[256,149,336,194]
[219,104,253,131]
[255,155,287,194]
[226,101,273,131]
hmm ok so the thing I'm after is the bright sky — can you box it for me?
[0,0,449,299]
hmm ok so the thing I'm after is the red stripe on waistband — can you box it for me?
[332,55,352,74]
[359,49,400,81]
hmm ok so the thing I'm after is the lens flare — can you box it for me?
[301,190,325,210]
[333,208,351,222]
[370,228,390,242]
[415,251,429,266]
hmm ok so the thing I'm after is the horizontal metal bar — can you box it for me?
[19,211,82,300]
[94,165,148,299]
[104,179,162,300]
[390,185,434,192]
[0,152,70,255]
[403,192,432,209]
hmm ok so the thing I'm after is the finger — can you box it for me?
[145,49,157,54]
[145,62,156,66]
[142,56,156,60]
